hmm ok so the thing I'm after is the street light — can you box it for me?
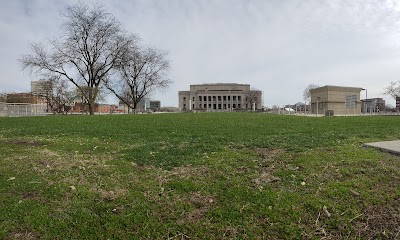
[362,88,367,114]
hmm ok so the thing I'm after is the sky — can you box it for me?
[2,0,400,107]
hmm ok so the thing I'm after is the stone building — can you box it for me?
[178,83,262,111]
[310,85,364,116]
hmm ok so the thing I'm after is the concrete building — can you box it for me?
[31,80,51,96]
[118,98,161,112]
[310,86,363,116]
[178,83,262,112]
[361,98,385,113]
[149,100,161,111]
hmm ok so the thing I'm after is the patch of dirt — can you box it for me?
[177,192,216,224]
[39,149,59,157]
[256,148,286,161]
[170,165,212,179]
[353,199,400,239]
[22,191,39,200]
[6,229,37,240]
[1,140,46,147]
[189,192,215,207]
[95,188,128,202]
[252,172,281,188]
[252,148,285,188]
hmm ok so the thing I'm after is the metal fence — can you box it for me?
[0,102,47,117]
[268,106,400,116]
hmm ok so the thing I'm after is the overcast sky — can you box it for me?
[2,0,400,107]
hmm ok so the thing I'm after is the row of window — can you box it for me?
[198,103,241,109]
[182,96,242,102]
[183,103,257,110]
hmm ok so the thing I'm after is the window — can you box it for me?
[238,104,241,108]
[218,104,221,109]
[192,97,195,101]
[228,96,231,101]
[213,104,216,109]
[183,97,186,101]
[218,96,221,101]
[213,96,216,101]
[223,96,227,101]
[238,96,241,101]
[204,104,206,108]
[233,104,236,109]
[233,96,236,101]
[199,104,202,109]
[228,104,230,109]
[208,96,211,101]
[199,96,202,101]
[209,104,211,108]
[223,104,226,109]
[192,104,194,109]
[203,96,206,101]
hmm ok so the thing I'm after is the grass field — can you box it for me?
[1,113,400,239]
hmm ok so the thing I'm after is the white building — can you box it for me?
[178,83,262,111]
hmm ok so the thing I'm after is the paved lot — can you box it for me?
[364,140,400,155]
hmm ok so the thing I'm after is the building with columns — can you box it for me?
[178,83,262,112]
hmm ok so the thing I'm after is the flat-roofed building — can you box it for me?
[178,83,262,111]
[31,80,52,96]
[310,85,363,116]
[361,98,385,113]
[149,100,161,111]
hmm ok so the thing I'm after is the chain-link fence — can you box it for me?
[0,102,47,117]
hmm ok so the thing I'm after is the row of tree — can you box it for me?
[19,3,171,115]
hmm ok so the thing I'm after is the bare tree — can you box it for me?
[20,4,132,114]
[104,43,171,113]
[71,85,108,114]
[35,76,74,114]
[244,89,261,111]
[0,92,6,102]
[384,81,400,100]
[303,84,320,104]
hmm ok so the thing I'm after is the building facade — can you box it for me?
[310,86,363,116]
[149,100,161,111]
[178,83,262,111]
[118,99,161,113]
[361,98,385,113]
[31,80,52,96]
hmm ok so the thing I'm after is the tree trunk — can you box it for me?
[89,98,95,115]
[133,101,137,114]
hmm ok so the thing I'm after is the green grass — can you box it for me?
[1,113,400,239]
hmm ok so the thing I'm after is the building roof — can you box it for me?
[310,85,363,93]
[191,83,250,86]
